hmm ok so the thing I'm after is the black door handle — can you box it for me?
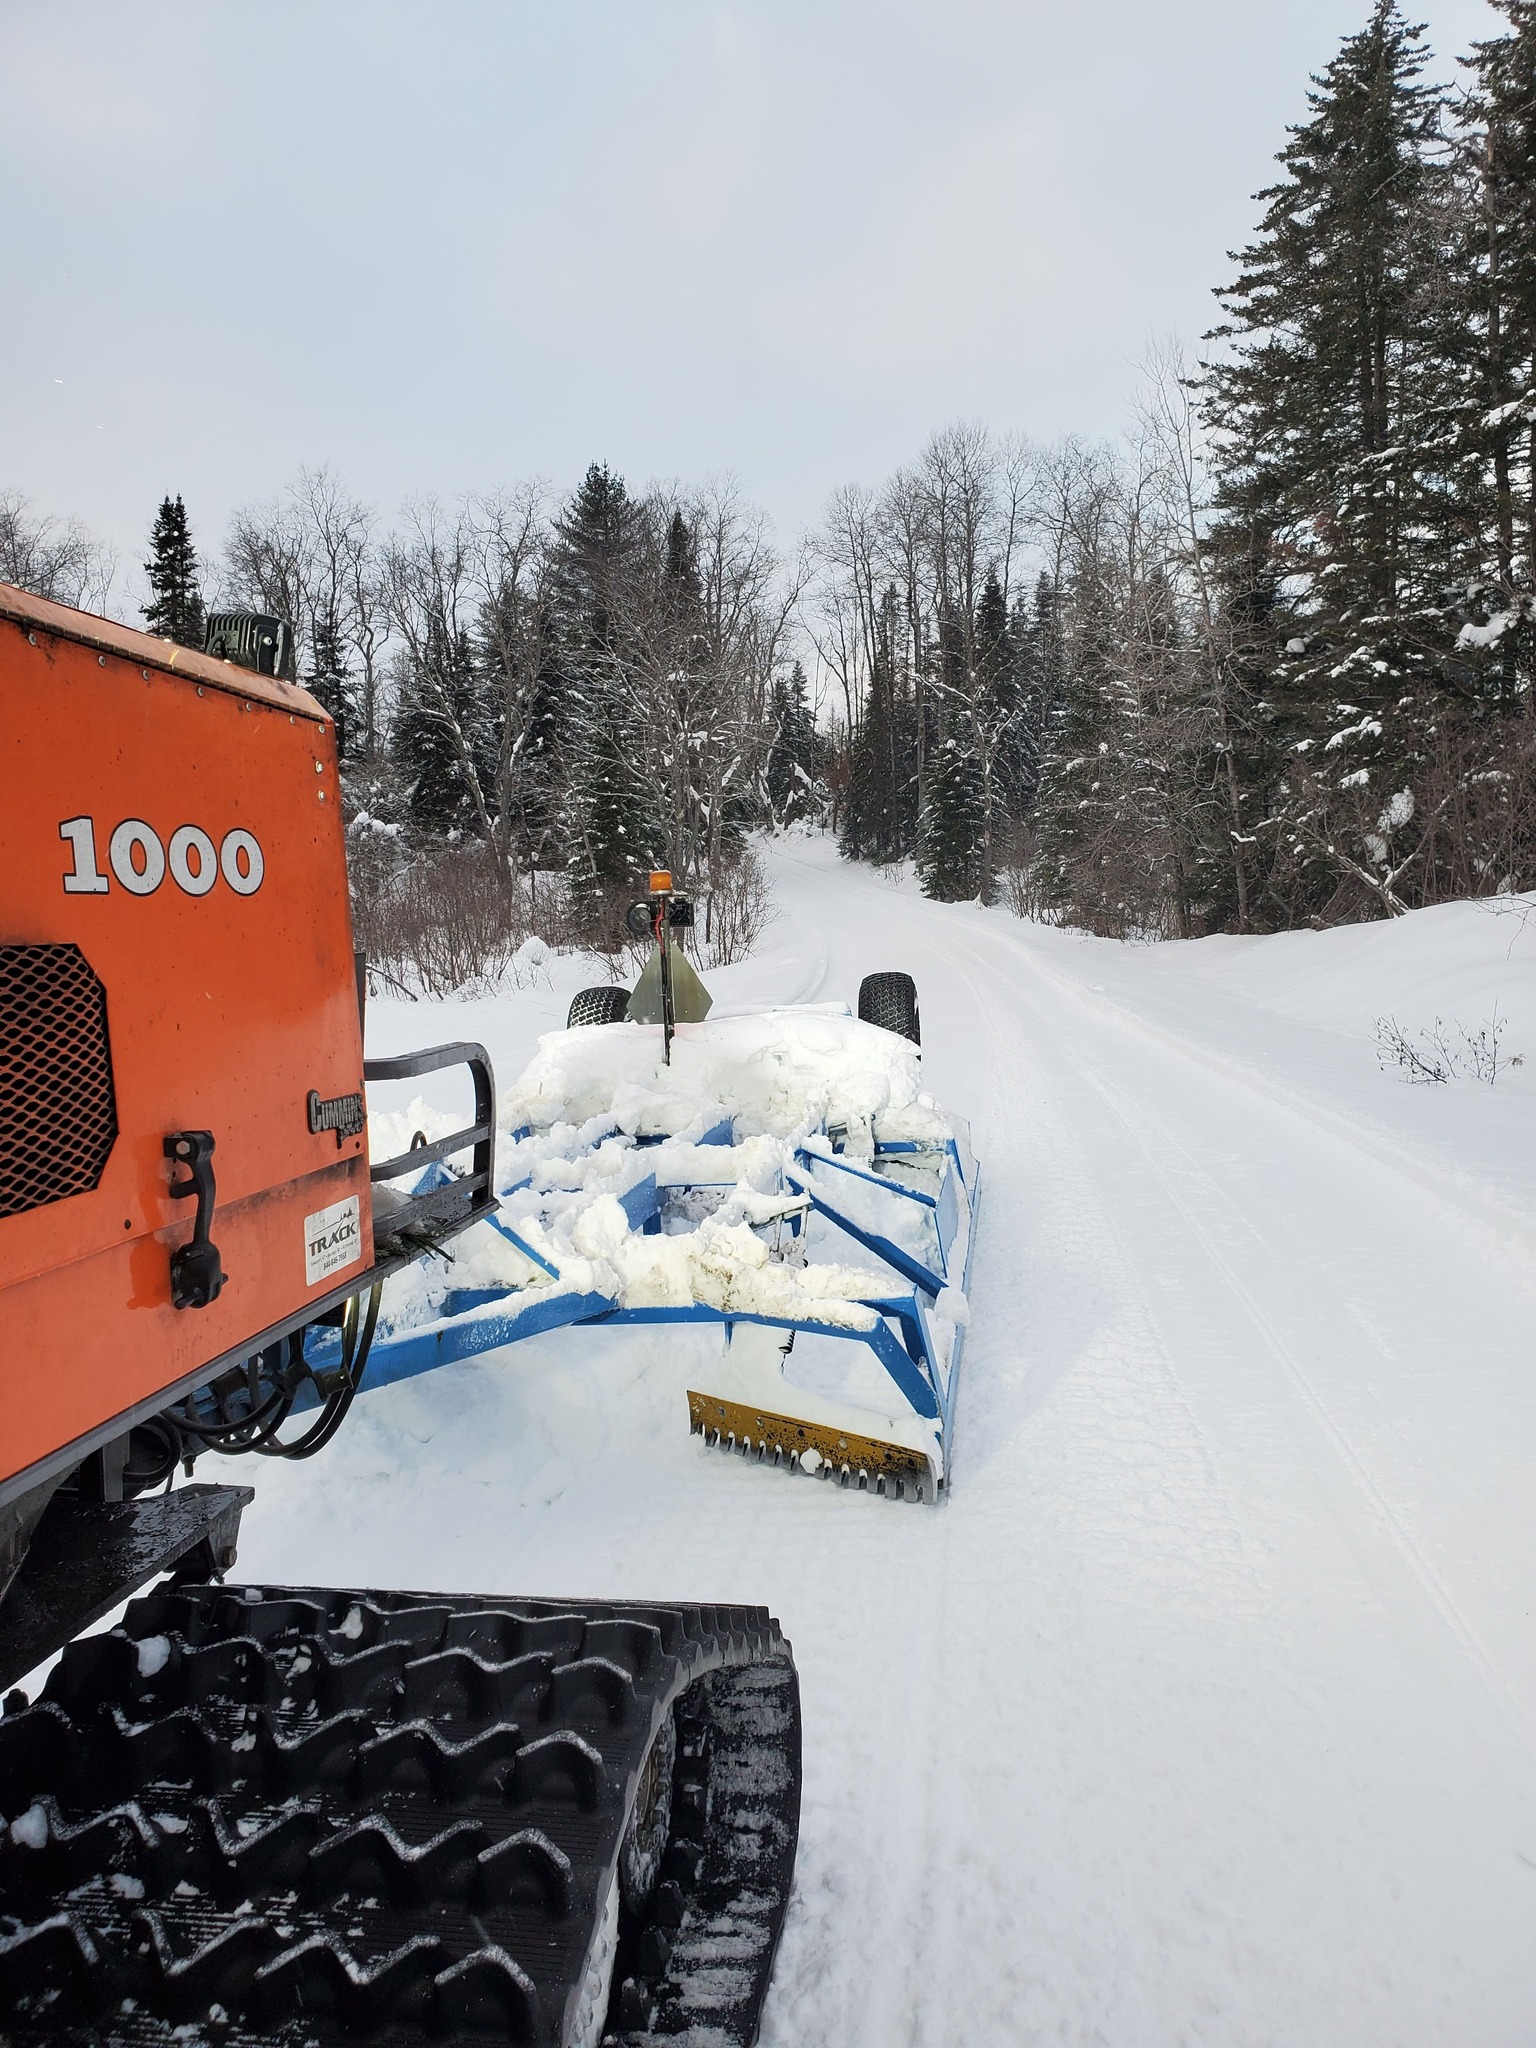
[165,1130,228,1310]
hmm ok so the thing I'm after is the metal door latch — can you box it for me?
[164,1130,228,1310]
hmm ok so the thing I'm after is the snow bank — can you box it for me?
[1141,892,1536,1048]
[1022,888,1536,1230]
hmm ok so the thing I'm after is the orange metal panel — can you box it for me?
[0,605,371,1493]
[0,580,326,721]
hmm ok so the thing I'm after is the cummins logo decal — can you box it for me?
[304,1194,362,1286]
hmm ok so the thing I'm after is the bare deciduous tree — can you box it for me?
[223,467,386,753]
[0,492,117,612]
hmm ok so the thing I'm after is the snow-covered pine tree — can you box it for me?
[565,698,657,921]
[305,609,361,762]
[495,605,567,873]
[972,566,1026,884]
[391,622,495,836]
[552,464,656,927]
[840,586,919,864]
[1030,507,1201,938]
[142,495,205,648]
[916,732,984,900]
[551,464,640,652]
[765,661,824,825]
[1010,574,1060,806]
[1460,2,1536,700]
[1195,524,1291,928]
[1203,2,1465,916]
[653,506,712,875]
[917,609,985,901]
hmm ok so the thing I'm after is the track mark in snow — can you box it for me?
[1087,1059,1536,1777]
[970,913,1536,1784]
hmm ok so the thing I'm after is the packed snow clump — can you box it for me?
[368,1009,965,1342]
[506,1008,946,1154]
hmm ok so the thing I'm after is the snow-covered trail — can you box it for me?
[214,840,1536,2045]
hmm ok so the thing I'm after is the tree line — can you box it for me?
[9,0,1536,942]
[814,0,1536,933]
[2,470,823,954]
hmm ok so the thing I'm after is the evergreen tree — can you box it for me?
[142,495,205,648]
[1011,574,1061,810]
[551,464,656,924]
[1460,2,1536,694]
[565,691,658,914]
[391,623,495,836]
[1031,544,1196,937]
[663,507,699,599]
[1203,2,1464,913]
[1196,528,1290,928]
[971,566,1030,886]
[1031,580,1122,929]
[840,587,920,863]
[917,607,986,900]
[765,662,825,824]
[974,570,1014,766]
[916,731,985,899]
[305,611,361,761]
[551,462,642,654]
[656,507,716,870]
[509,613,569,867]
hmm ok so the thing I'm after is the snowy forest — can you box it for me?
[10,0,1536,955]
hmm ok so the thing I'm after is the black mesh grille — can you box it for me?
[0,944,117,1218]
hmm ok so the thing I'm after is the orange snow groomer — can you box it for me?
[0,584,371,1498]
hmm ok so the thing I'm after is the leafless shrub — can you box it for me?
[353,842,521,998]
[698,842,777,967]
[1373,1006,1522,1084]
[1374,1016,1454,1082]
[351,834,778,997]
[352,839,573,998]
[998,821,1051,920]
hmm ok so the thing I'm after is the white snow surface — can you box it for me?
[194,838,1536,2045]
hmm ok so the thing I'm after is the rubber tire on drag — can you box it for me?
[567,984,631,1029]
[857,971,920,1045]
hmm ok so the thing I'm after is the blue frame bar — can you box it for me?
[321,1111,980,1480]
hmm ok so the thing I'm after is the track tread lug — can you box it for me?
[0,1585,800,2047]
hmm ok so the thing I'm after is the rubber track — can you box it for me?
[0,1584,800,2048]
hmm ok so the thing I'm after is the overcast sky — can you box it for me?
[2,0,1503,599]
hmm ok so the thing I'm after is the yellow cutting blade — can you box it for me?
[686,1389,938,1501]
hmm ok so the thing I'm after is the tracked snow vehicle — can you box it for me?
[331,875,979,1502]
[0,585,800,2047]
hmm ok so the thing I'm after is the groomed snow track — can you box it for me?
[213,838,1536,2045]
[0,1585,800,2048]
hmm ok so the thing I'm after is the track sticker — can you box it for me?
[304,1195,362,1286]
